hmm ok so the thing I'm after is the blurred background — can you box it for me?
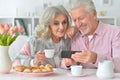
[0,0,120,35]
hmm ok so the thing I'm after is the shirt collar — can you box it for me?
[94,21,105,36]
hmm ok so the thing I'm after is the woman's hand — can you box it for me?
[64,27,78,39]
[34,51,47,65]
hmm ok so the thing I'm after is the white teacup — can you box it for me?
[71,65,83,76]
[44,49,55,58]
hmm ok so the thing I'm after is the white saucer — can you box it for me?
[67,73,87,77]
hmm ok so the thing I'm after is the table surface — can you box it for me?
[0,68,120,80]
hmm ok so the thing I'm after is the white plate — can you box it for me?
[13,69,56,76]
[67,73,87,77]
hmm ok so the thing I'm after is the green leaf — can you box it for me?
[6,36,12,46]
[8,35,18,45]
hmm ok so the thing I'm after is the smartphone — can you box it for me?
[61,50,81,58]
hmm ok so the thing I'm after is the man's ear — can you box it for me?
[93,10,97,19]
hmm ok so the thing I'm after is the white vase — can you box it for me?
[0,46,12,73]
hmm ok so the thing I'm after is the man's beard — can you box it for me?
[80,27,90,35]
[78,24,91,35]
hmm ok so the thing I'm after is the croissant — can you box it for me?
[32,69,41,73]
[23,68,32,73]
[13,64,53,73]
[13,65,25,72]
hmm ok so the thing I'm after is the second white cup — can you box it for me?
[71,65,83,76]
[44,49,55,58]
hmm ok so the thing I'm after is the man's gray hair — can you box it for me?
[69,0,96,13]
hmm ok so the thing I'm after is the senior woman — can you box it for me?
[15,5,72,68]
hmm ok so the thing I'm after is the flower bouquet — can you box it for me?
[0,23,23,46]
[0,23,24,73]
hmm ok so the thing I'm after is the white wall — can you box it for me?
[0,0,120,25]
[0,0,44,16]
[0,0,69,17]
[93,0,120,25]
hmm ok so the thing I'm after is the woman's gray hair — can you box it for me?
[35,5,72,40]
[69,0,96,14]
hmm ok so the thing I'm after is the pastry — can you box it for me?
[32,65,39,68]
[24,65,32,69]
[13,65,25,72]
[13,64,53,73]
[45,67,53,72]
[45,64,53,68]
[41,68,48,72]
[23,68,32,73]
[32,69,41,73]
[39,65,45,69]
[45,64,53,72]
